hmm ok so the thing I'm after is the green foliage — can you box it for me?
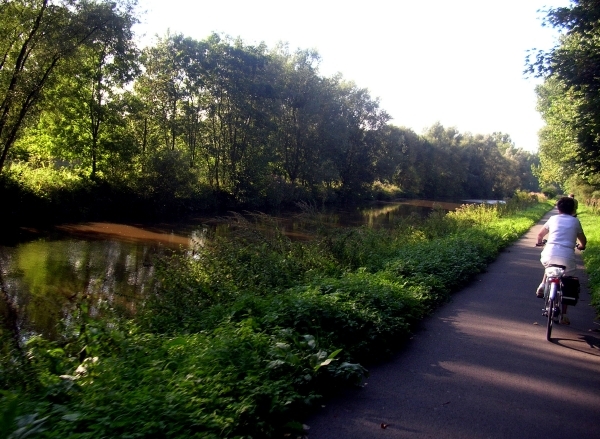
[1,201,552,438]
[0,161,218,224]
[2,321,354,439]
[578,207,600,315]
[534,79,581,189]
[318,198,541,274]
[142,215,340,333]
[3,164,85,201]
[0,331,27,394]
[417,125,530,199]
[134,150,198,206]
[0,0,139,175]
[370,181,404,200]
[528,1,600,189]
[64,326,299,438]
[504,190,541,211]
[3,21,541,212]
[321,226,401,271]
[386,232,495,304]
[541,185,559,199]
[261,271,426,362]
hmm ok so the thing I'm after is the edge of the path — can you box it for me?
[304,205,600,439]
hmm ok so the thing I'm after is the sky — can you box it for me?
[133,0,570,153]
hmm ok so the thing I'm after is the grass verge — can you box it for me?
[578,206,600,316]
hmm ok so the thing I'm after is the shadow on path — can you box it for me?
[306,209,600,439]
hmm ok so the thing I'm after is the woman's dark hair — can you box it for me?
[557,196,575,215]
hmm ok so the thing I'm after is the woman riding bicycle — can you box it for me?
[536,196,587,324]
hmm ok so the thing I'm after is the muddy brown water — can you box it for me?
[1,200,473,341]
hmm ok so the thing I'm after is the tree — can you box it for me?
[470,135,520,198]
[527,0,600,182]
[534,78,580,188]
[324,76,390,196]
[200,34,275,200]
[0,0,139,175]
[423,123,467,198]
[135,33,193,154]
[40,1,139,179]
[500,138,540,192]
[268,46,324,188]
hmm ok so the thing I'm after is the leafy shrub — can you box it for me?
[2,320,355,439]
[541,185,558,199]
[386,231,495,305]
[259,271,426,362]
[142,215,340,334]
[321,226,400,271]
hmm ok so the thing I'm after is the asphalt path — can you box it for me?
[306,209,600,439]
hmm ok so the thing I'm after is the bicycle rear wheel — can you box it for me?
[546,283,558,341]
[546,297,554,341]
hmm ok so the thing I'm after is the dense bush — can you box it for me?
[541,185,558,199]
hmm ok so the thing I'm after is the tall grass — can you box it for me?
[0,196,552,439]
[578,206,600,315]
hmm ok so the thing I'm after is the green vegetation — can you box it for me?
[0,195,551,438]
[579,204,600,315]
[528,0,600,197]
[1,1,599,437]
[1,1,539,227]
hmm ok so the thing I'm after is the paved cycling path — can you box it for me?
[307,209,600,439]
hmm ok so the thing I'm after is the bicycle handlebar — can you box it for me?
[535,239,584,251]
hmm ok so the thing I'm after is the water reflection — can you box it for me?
[358,200,462,227]
[0,200,464,341]
[0,238,163,342]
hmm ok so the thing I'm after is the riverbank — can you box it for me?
[0,169,410,231]
[0,196,555,438]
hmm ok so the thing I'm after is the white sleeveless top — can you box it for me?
[541,213,583,261]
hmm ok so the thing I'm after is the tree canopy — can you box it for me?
[1,0,539,213]
[0,0,138,175]
[528,0,600,192]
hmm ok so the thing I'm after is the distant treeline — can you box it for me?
[1,0,539,218]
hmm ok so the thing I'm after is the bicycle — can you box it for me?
[540,264,565,341]
[535,240,582,341]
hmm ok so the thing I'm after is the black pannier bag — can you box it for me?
[561,276,580,306]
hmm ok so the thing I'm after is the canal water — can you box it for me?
[0,200,465,341]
